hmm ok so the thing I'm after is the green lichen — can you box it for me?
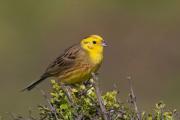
[37,80,178,120]
[6,79,178,120]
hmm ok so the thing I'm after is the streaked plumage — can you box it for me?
[22,35,106,91]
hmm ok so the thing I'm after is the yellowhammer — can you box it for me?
[23,35,107,91]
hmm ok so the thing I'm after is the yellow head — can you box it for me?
[81,35,107,54]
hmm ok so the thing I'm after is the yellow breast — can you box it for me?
[89,51,103,65]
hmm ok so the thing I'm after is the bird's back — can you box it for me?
[22,35,105,91]
[43,44,101,84]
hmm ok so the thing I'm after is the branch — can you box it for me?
[60,83,80,120]
[28,108,37,120]
[9,113,25,120]
[91,72,109,120]
[40,90,59,120]
[60,83,74,106]
[127,76,141,120]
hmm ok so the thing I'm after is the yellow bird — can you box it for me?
[23,35,107,91]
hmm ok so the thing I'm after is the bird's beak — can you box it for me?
[102,40,108,47]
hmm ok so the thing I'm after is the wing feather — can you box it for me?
[43,44,81,76]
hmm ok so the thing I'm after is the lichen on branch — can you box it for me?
[37,80,178,120]
[8,78,178,120]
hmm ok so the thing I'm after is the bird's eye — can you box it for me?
[93,41,96,44]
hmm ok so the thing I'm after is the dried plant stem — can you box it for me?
[40,90,59,120]
[28,109,37,120]
[60,83,74,106]
[91,73,109,120]
[127,76,141,120]
[9,113,25,120]
[60,83,80,120]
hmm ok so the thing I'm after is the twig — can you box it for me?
[9,113,25,120]
[91,72,109,120]
[60,83,80,120]
[28,108,37,120]
[127,76,141,120]
[40,90,59,120]
[60,83,74,106]
[76,114,83,120]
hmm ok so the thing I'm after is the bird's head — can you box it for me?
[81,35,107,54]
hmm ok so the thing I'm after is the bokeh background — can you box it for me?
[0,0,180,118]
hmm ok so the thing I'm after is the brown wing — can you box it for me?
[22,44,82,91]
[42,44,81,77]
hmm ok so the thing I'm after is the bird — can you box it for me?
[22,35,107,91]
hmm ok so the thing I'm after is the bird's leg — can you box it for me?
[76,79,94,97]
[83,72,99,87]
[83,79,93,87]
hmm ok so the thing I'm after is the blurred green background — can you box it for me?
[0,0,180,118]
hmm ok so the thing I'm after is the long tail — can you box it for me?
[21,75,48,91]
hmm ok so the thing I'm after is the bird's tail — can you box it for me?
[21,75,48,92]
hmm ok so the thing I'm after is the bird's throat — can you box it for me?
[89,52,103,65]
